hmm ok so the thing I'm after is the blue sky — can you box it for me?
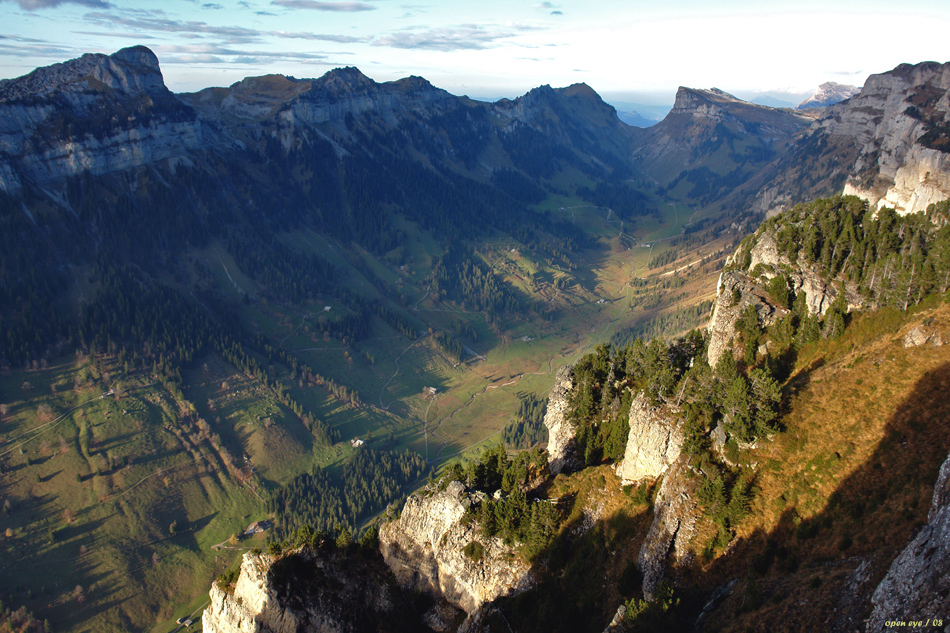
[2,0,949,104]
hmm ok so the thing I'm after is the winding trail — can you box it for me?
[0,382,117,458]
[378,334,428,410]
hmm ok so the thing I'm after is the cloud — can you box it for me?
[2,0,111,9]
[84,11,265,42]
[274,31,367,43]
[255,10,276,15]
[375,25,519,51]
[0,40,73,59]
[0,33,48,43]
[81,11,369,46]
[531,2,562,16]
[270,0,375,11]
[155,43,339,65]
[73,30,157,39]
[201,3,223,8]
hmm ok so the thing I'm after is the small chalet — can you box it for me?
[244,520,272,536]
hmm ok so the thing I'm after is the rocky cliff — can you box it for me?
[866,452,950,632]
[707,220,867,367]
[0,46,204,193]
[631,86,810,189]
[616,392,683,485]
[378,481,534,616]
[544,365,581,474]
[754,61,950,216]
[202,547,443,633]
[636,456,699,601]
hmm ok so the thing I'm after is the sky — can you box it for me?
[2,0,950,106]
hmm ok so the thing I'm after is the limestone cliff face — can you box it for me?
[203,552,295,633]
[378,481,534,615]
[202,547,453,633]
[866,453,950,632]
[631,87,809,187]
[755,61,950,217]
[544,366,581,474]
[0,46,203,193]
[616,392,683,485]
[636,456,699,601]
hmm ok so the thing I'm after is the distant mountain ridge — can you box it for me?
[3,45,950,633]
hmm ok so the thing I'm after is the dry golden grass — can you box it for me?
[691,300,950,630]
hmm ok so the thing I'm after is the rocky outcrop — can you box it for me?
[706,269,789,367]
[378,481,534,616]
[637,456,699,600]
[544,365,581,474]
[903,321,945,348]
[202,547,440,633]
[707,227,869,367]
[203,552,292,633]
[866,453,950,632]
[616,392,683,485]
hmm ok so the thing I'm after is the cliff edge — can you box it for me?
[378,481,534,616]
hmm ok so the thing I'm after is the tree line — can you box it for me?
[269,448,427,538]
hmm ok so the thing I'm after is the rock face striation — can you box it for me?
[755,61,950,217]
[866,453,950,632]
[0,46,203,193]
[378,481,534,616]
[636,456,699,601]
[616,392,683,485]
[544,365,581,474]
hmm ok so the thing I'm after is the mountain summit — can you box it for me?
[797,81,860,109]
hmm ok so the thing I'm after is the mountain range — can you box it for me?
[0,46,949,633]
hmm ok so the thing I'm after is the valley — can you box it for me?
[1,46,949,633]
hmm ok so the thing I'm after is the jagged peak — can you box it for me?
[798,81,860,109]
[0,45,165,102]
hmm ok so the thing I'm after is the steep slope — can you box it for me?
[752,61,950,216]
[0,46,202,193]
[630,87,810,206]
